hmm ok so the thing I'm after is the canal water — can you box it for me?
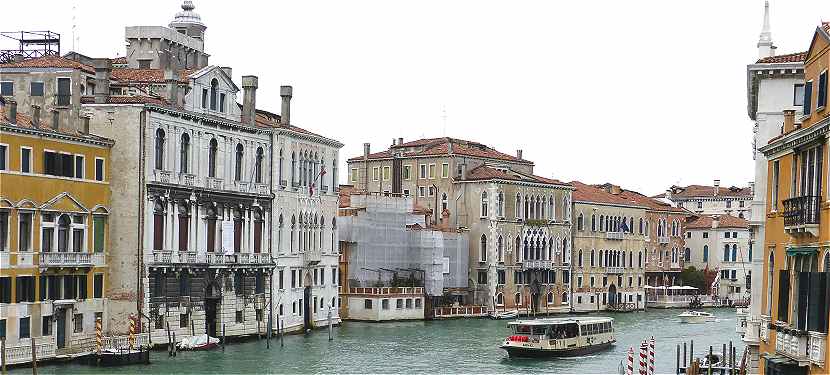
[12,308,744,374]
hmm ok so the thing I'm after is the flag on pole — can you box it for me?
[309,165,327,196]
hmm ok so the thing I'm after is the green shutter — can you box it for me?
[93,217,105,253]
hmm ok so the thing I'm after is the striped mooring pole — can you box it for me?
[648,336,655,375]
[639,341,648,375]
[129,314,136,350]
[626,347,634,375]
[95,317,103,354]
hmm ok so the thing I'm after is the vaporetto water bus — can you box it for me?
[500,317,615,358]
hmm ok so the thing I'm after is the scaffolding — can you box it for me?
[0,31,60,63]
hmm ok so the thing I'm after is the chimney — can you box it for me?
[516,149,523,159]
[748,181,755,195]
[164,68,179,105]
[448,142,453,154]
[711,215,720,229]
[783,109,795,134]
[51,109,59,131]
[31,105,41,126]
[665,189,672,200]
[713,179,720,196]
[363,143,371,159]
[280,85,292,125]
[80,116,90,134]
[398,137,403,146]
[241,75,258,126]
[92,58,112,104]
[8,100,16,124]
[610,185,622,195]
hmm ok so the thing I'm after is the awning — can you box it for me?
[786,246,819,256]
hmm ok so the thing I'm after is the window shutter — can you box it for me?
[797,272,810,330]
[777,270,790,323]
[804,82,813,115]
[808,272,826,332]
[93,217,105,253]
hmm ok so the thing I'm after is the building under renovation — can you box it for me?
[337,189,469,320]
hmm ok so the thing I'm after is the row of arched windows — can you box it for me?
[576,249,645,269]
[278,148,338,193]
[479,191,571,221]
[479,231,570,265]
[154,128,265,184]
[495,291,568,306]
[276,212,337,254]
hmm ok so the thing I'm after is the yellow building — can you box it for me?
[0,97,113,358]
[758,22,830,375]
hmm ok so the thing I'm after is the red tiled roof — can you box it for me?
[461,165,568,185]
[252,108,340,140]
[614,188,687,213]
[571,181,644,207]
[111,68,193,83]
[756,51,807,64]
[80,95,168,105]
[348,137,531,164]
[685,215,749,230]
[0,55,94,74]
[666,185,752,199]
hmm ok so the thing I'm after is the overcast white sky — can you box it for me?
[5,1,827,194]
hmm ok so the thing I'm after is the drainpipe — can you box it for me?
[137,109,147,331]
[269,129,276,333]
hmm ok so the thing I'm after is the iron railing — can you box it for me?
[783,195,820,227]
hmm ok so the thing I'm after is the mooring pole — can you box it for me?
[280,320,284,347]
[683,342,687,368]
[675,344,680,375]
[172,332,177,357]
[30,337,37,375]
[327,307,333,341]
[191,320,195,337]
[708,346,713,375]
[1,336,7,375]
[222,324,226,351]
[267,312,272,349]
[166,322,172,357]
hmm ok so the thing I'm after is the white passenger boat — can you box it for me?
[677,311,715,324]
[489,310,519,320]
[500,317,615,358]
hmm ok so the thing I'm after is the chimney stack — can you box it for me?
[783,109,795,134]
[665,189,672,200]
[363,143,371,159]
[748,181,755,195]
[51,109,59,131]
[398,137,403,146]
[711,215,720,229]
[80,115,90,134]
[92,58,112,104]
[280,85,292,125]
[164,68,179,106]
[713,179,720,196]
[32,105,41,126]
[516,149,523,159]
[241,75,259,126]
[8,100,16,124]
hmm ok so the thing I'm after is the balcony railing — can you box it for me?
[606,232,624,240]
[783,195,820,227]
[760,315,770,342]
[254,183,269,195]
[809,332,827,367]
[206,177,223,190]
[181,173,196,186]
[303,250,322,265]
[605,266,623,274]
[348,287,424,295]
[146,251,274,266]
[40,252,100,267]
[522,260,553,270]
[658,236,670,244]
[154,169,172,184]
[5,341,56,365]
[775,329,810,365]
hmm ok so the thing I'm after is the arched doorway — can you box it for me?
[608,284,618,307]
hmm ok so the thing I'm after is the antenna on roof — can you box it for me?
[71,1,80,52]
[441,105,447,136]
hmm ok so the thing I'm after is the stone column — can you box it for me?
[172,200,179,253]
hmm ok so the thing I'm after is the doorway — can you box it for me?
[608,284,618,306]
[56,309,66,349]
[205,298,219,338]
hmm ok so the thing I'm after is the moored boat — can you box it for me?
[500,317,615,358]
[490,310,519,320]
[678,311,715,324]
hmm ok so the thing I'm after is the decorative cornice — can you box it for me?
[760,116,830,156]
[145,104,269,136]
[0,125,114,147]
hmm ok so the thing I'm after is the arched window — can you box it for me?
[208,138,218,178]
[562,292,568,304]
[331,217,337,253]
[541,197,546,219]
[441,193,448,212]
[255,147,264,183]
[155,128,165,170]
[277,214,284,253]
[180,133,190,173]
[547,292,554,305]
[497,236,504,263]
[480,234,487,262]
[766,251,774,315]
[278,149,284,183]
[210,78,218,110]
[591,214,596,231]
[524,196,529,220]
[290,215,296,253]
[599,215,604,232]
[57,214,71,252]
[577,213,584,231]
[563,238,569,264]
[291,152,297,185]
[515,194,521,218]
[515,292,522,306]
[480,192,488,217]
[684,248,691,262]
[549,196,555,221]
[515,236,521,263]
[723,244,730,262]
[638,218,643,234]
[234,144,244,181]
[638,251,643,268]
[578,249,583,267]
[628,251,633,268]
[562,196,569,220]
[703,245,709,261]
[496,293,504,306]
[590,249,596,267]
[732,244,738,262]
[497,192,504,217]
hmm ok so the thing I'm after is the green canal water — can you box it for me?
[12,308,745,374]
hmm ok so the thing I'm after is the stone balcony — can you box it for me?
[605,266,623,274]
[658,236,671,244]
[303,250,322,266]
[775,328,810,366]
[153,169,172,184]
[809,331,827,367]
[205,177,223,190]
[522,260,553,270]
[39,252,105,268]
[145,250,274,268]
[180,173,196,186]
[760,315,770,342]
[605,231,625,240]
[783,195,821,237]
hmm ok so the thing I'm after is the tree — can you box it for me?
[680,266,706,291]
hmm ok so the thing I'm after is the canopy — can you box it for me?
[786,246,819,256]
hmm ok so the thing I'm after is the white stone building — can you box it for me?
[684,215,751,302]
[658,181,753,219]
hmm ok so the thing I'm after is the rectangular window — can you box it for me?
[138,59,151,69]
[364,299,372,309]
[30,82,44,96]
[235,310,243,323]
[74,313,83,333]
[95,158,105,181]
[278,270,284,289]
[771,160,780,211]
[180,313,189,328]
[93,216,105,252]
[794,83,805,106]
[0,82,12,96]
[441,163,449,178]
[19,317,30,339]
[804,80,813,116]
[18,213,32,252]
[419,164,427,179]
[428,164,436,179]
[220,93,226,113]
[15,276,34,302]
[0,211,7,252]
[0,144,6,170]
[94,274,103,298]
[201,88,208,108]
[382,166,390,181]
[291,270,297,288]
[74,155,84,179]
[372,167,379,181]
[403,165,411,180]
[818,70,828,109]
[20,147,31,173]
[0,277,10,303]
[418,186,426,197]
[56,77,70,106]
[42,316,51,336]
[350,168,358,183]
[477,270,487,285]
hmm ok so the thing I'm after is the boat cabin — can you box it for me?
[502,317,615,357]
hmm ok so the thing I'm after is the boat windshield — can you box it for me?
[513,325,532,334]
[547,323,579,339]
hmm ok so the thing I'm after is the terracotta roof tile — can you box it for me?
[667,185,752,199]
[80,95,169,105]
[462,165,568,185]
[0,55,94,74]
[1,99,112,143]
[252,108,340,140]
[571,181,644,207]
[111,68,193,83]
[614,188,687,213]
[686,215,749,230]
[348,137,531,164]
[756,51,807,64]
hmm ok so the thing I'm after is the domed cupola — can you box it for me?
[169,1,206,40]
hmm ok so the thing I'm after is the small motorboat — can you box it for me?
[678,311,715,324]
[699,351,725,368]
[490,310,519,320]
[177,334,220,351]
